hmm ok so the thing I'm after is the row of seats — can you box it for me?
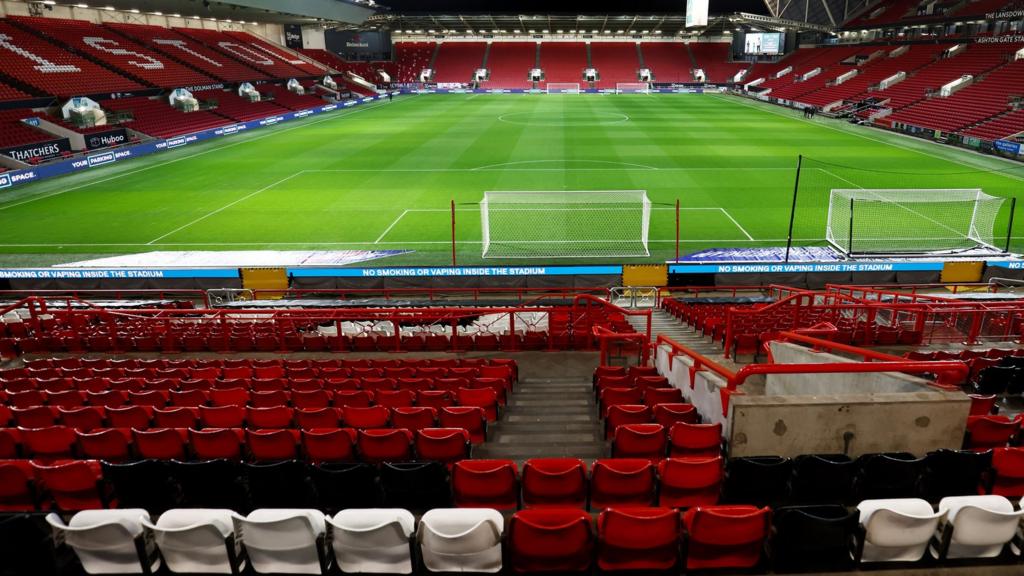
[0,423,475,471]
[0,401,487,432]
[42,495,1024,575]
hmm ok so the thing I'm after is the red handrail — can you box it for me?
[594,325,650,367]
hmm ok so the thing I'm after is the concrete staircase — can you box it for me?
[629,308,723,358]
[473,374,606,464]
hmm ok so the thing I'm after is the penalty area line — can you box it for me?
[375,210,409,244]
[718,208,754,241]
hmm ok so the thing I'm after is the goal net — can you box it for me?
[480,190,652,258]
[616,82,650,94]
[825,188,1008,256]
[546,83,580,94]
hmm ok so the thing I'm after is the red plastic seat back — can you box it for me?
[439,406,486,444]
[657,456,723,508]
[522,458,588,509]
[990,447,1024,497]
[342,406,390,429]
[509,509,594,573]
[612,423,666,460]
[597,507,680,571]
[247,429,299,461]
[133,428,187,460]
[32,460,106,510]
[453,459,519,509]
[669,422,722,458]
[357,428,413,464]
[682,505,771,570]
[391,407,437,431]
[189,427,242,460]
[414,428,469,464]
[302,428,356,463]
[589,458,656,509]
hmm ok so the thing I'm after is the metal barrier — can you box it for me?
[609,286,659,309]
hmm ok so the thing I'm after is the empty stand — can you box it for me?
[483,42,535,88]
[105,22,271,83]
[0,109,66,157]
[589,43,639,87]
[193,89,290,122]
[9,16,215,89]
[0,20,142,97]
[540,42,587,85]
[393,42,435,83]
[175,27,309,79]
[689,42,748,83]
[641,43,692,83]
[433,42,486,84]
[101,97,232,139]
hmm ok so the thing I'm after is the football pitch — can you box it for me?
[1,93,1022,267]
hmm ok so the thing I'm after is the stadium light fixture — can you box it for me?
[104,5,114,10]
[152,11,162,15]
[41,0,56,5]
[528,29,535,33]
[542,29,549,33]
[130,8,139,13]
[514,29,521,33]
[76,3,88,7]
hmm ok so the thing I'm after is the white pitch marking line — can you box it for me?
[375,210,409,244]
[0,97,418,213]
[470,159,660,171]
[146,170,306,245]
[718,207,754,241]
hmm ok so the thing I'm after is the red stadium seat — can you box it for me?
[604,405,652,439]
[152,407,198,429]
[452,459,519,509]
[58,406,106,431]
[375,390,416,409]
[209,388,249,407]
[12,406,57,429]
[652,403,699,428]
[250,390,291,408]
[658,457,723,508]
[333,390,373,408]
[247,406,294,429]
[76,428,131,462]
[522,458,588,509]
[357,428,413,464]
[612,423,666,460]
[643,388,684,406]
[133,428,187,460]
[988,447,1024,497]
[600,387,644,416]
[247,428,299,462]
[682,505,771,570]
[597,507,680,571]
[199,405,245,428]
[0,460,37,511]
[302,428,357,463]
[415,428,470,465]
[291,389,332,409]
[296,407,341,430]
[965,415,1021,450]
[343,406,390,429]
[391,407,437,431]
[668,422,722,458]
[189,428,242,460]
[456,387,499,422]
[509,509,594,573]
[32,460,107,510]
[438,406,487,444]
[20,426,76,460]
[589,458,656,510]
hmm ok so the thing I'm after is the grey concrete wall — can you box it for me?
[727,391,969,458]
[766,341,928,395]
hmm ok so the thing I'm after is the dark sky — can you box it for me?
[376,1,769,15]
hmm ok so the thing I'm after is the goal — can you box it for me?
[480,190,652,258]
[546,83,580,94]
[825,188,1009,257]
[616,82,651,94]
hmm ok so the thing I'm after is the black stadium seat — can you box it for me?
[245,460,318,509]
[788,454,857,505]
[101,459,179,513]
[771,505,859,572]
[854,452,924,500]
[310,462,380,513]
[918,448,992,502]
[170,459,249,512]
[379,461,452,510]
[722,456,792,506]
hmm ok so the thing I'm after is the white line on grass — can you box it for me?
[146,170,307,245]
[303,167,797,173]
[0,97,418,213]
[470,159,660,171]
[374,210,409,244]
[717,95,1024,181]
[718,208,754,240]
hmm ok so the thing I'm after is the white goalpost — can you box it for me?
[616,82,651,94]
[546,83,581,94]
[480,190,652,258]
[825,188,1009,256]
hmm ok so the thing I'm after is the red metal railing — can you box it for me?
[594,326,649,367]
[0,289,210,307]
[655,332,970,417]
[249,286,612,304]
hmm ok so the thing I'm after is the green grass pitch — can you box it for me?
[0,93,1021,267]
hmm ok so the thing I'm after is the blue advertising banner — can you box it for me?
[984,260,1024,270]
[0,269,238,279]
[994,140,1022,155]
[669,262,946,274]
[288,265,623,278]
[85,128,129,150]
[0,138,71,162]
[0,94,395,190]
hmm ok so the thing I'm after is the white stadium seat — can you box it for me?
[932,495,1024,559]
[235,509,329,575]
[45,509,159,574]
[418,508,504,573]
[328,508,416,574]
[857,498,944,563]
[142,508,245,574]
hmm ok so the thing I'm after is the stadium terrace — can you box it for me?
[1,1,1024,575]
